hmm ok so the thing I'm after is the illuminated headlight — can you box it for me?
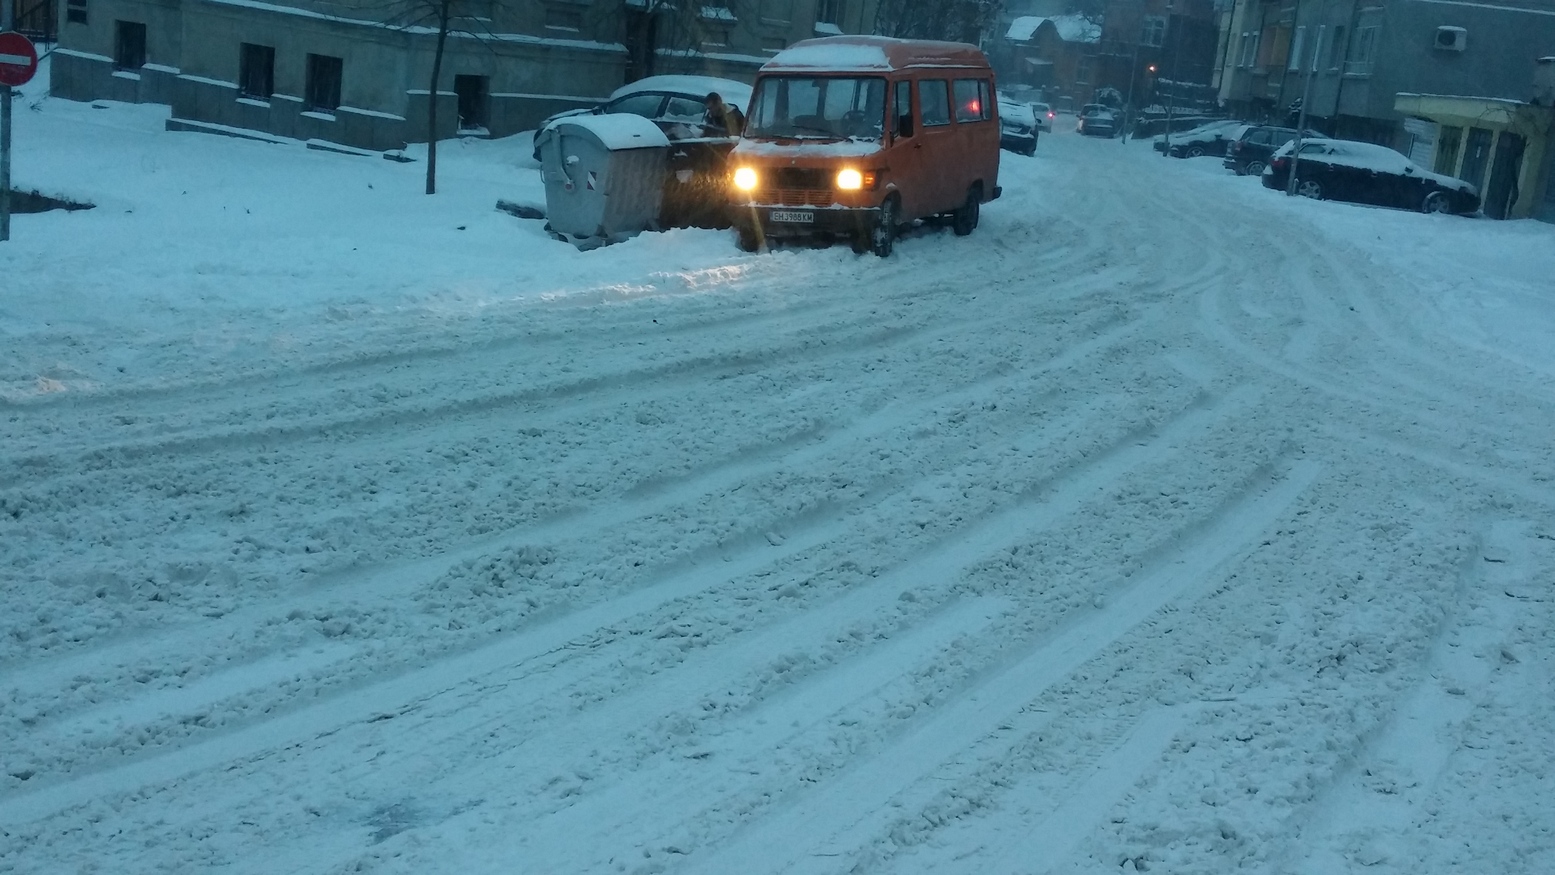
[733,167,758,191]
[836,169,864,190]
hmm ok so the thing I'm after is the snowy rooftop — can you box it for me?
[1006,14,1103,44]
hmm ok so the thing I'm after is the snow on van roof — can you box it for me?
[554,113,671,150]
[764,35,988,73]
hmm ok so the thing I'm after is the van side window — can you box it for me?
[893,79,913,137]
[953,79,990,122]
[920,79,951,127]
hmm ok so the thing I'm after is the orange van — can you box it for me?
[727,35,1003,257]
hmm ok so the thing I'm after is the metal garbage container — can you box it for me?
[537,114,670,248]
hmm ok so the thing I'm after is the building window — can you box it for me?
[1346,24,1377,75]
[1434,125,1462,176]
[454,74,489,133]
[114,21,146,70]
[239,43,275,100]
[816,0,843,24]
[66,0,87,24]
[305,54,342,113]
[1238,31,1259,67]
[1141,16,1166,48]
[1076,56,1093,84]
[1288,27,1305,71]
[1328,25,1346,69]
[544,6,581,30]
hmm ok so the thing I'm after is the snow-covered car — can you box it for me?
[531,75,753,161]
[1076,106,1118,138]
[1262,137,1480,214]
[1153,120,1246,158]
[1030,102,1055,133]
[998,98,1038,156]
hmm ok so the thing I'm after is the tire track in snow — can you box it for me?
[272,385,1273,874]
[2,307,1147,720]
[0,315,1162,810]
[680,458,1320,875]
[1277,520,1537,875]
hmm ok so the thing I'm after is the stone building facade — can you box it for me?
[50,0,877,151]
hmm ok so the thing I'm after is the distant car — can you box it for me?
[1153,120,1245,158]
[1076,106,1118,138]
[532,74,753,161]
[1262,137,1480,214]
[1222,124,1320,176]
[1031,102,1055,133]
[998,98,1038,156]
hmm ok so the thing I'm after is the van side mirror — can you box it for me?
[897,114,914,138]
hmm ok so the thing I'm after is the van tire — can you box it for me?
[952,186,981,237]
[736,225,761,253]
[871,197,899,258]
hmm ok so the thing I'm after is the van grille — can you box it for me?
[756,189,837,207]
[774,168,829,189]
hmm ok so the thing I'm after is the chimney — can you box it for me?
[1536,56,1555,106]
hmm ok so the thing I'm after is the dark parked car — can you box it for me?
[1262,138,1480,214]
[1223,124,1319,176]
[998,97,1038,156]
[1153,120,1247,158]
[1076,106,1119,138]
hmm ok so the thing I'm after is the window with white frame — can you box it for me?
[1238,31,1259,67]
[1141,16,1166,47]
[1347,23,1378,74]
[1288,27,1305,71]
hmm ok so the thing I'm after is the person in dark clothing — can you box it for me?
[704,92,745,137]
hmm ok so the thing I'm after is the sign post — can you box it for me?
[0,27,41,242]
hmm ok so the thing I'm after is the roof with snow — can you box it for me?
[1005,15,1103,45]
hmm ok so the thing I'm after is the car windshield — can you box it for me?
[745,76,888,140]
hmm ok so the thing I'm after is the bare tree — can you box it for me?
[373,0,502,194]
[874,0,1004,44]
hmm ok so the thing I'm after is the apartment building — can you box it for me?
[49,0,876,151]
[1218,0,1555,218]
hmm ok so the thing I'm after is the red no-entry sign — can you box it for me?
[0,31,39,87]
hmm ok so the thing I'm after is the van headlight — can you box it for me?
[733,167,758,190]
[836,169,864,190]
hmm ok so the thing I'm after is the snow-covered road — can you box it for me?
[2,101,1553,874]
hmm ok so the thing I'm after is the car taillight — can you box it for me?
[1271,157,1287,169]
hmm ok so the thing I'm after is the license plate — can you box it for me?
[769,210,814,224]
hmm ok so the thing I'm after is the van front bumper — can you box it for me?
[731,204,880,238]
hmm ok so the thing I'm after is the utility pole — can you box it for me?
[1122,38,1141,144]
[1161,1,1179,158]
[1285,25,1323,196]
[2,0,13,242]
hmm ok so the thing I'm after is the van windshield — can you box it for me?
[745,76,888,141]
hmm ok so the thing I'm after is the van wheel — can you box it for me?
[736,225,761,253]
[871,197,899,258]
[952,186,981,237]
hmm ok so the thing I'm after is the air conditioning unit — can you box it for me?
[1435,26,1467,51]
